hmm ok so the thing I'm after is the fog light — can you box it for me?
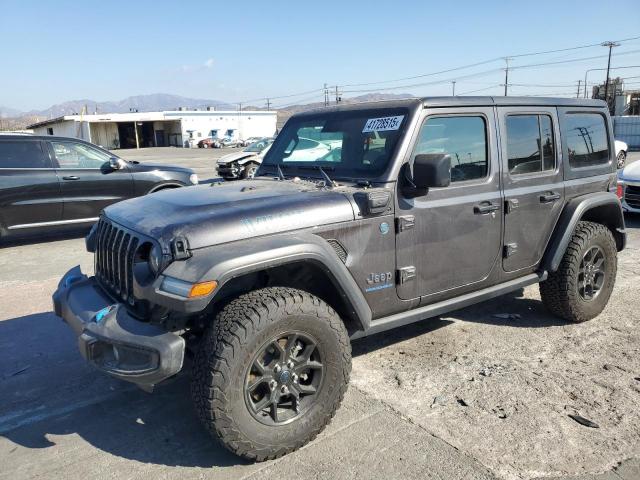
[88,340,159,375]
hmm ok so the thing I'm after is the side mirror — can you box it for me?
[411,153,451,189]
[109,157,124,170]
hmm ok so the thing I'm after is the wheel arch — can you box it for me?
[147,182,185,194]
[542,192,626,272]
[164,233,372,334]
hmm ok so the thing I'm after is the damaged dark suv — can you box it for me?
[53,97,625,461]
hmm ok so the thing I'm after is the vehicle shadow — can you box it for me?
[0,311,247,469]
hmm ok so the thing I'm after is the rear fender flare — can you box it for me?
[542,192,626,272]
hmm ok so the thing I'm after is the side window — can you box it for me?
[506,114,555,175]
[564,113,609,168]
[415,116,488,183]
[0,141,48,168]
[51,141,111,169]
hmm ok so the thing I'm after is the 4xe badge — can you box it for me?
[365,271,393,293]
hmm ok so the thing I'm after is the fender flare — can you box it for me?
[161,232,372,331]
[542,191,626,272]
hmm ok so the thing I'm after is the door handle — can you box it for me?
[474,202,500,215]
[540,192,561,203]
[62,175,80,180]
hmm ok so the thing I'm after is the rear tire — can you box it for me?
[617,151,626,169]
[540,221,617,323]
[191,287,351,461]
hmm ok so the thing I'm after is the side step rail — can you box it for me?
[350,272,547,340]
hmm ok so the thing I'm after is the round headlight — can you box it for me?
[149,245,162,275]
[189,173,199,185]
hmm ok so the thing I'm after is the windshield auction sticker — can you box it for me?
[362,115,404,133]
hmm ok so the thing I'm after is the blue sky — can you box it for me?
[1,0,639,111]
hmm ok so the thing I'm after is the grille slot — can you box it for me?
[94,217,141,304]
[625,185,640,209]
[327,239,348,263]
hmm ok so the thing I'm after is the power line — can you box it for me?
[458,85,502,95]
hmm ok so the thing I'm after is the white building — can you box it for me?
[27,109,278,149]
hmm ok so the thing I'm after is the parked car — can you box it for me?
[241,136,263,147]
[0,135,198,241]
[53,97,624,461]
[197,137,218,148]
[617,156,640,212]
[615,140,628,169]
[217,138,274,179]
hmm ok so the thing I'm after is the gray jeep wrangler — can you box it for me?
[53,97,625,461]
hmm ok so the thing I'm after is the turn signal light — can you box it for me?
[188,281,218,298]
[616,184,624,199]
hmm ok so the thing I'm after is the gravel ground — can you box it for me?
[351,214,640,479]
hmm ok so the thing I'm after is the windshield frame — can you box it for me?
[258,104,419,183]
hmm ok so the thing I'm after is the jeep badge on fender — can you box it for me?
[53,96,625,462]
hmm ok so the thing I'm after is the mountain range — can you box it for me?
[0,92,413,130]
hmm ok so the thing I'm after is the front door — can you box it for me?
[395,108,503,300]
[0,139,62,231]
[498,107,564,272]
[48,140,134,221]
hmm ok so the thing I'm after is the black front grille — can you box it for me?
[95,217,140,305]
[625,185,640,209]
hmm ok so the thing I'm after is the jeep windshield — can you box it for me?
[259,107,409,180]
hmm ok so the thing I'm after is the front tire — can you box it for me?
[191,287,351,461]
[540,221,617,323]
[617,151,626,169]
[241,162,259,179]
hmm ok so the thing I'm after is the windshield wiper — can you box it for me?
[298,165,337,188]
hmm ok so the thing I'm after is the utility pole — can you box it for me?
[266,98,271,111]
[335,85,341,104]
[602,41,620,107]
[324,83,329,107]
[576,80,582,98]
[503,57,512,96]
[452,80,456,96]
[238,102,242,112]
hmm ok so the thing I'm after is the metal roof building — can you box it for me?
[27,109,277,149]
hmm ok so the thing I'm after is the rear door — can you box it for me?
[498,107,564,272]
[0,138,62,231]
[48,140,134,221]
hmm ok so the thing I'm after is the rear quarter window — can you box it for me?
[0,141,48,168]
[564,113,609,168]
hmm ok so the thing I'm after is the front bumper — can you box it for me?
[619,180,640,213]
[217,163,241,178]
[53,266,185,388]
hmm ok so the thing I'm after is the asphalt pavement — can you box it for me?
[0,148,639,480]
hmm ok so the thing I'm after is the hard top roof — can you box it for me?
[296,96,606,116]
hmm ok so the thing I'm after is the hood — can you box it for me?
[621,160,640,180]
[217,151,258,164]
[104,178,356,249]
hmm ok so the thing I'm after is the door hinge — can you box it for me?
[396,215,415,233]
[397,266,416,284]
[505,198,519,214]
[503,243,518,258]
